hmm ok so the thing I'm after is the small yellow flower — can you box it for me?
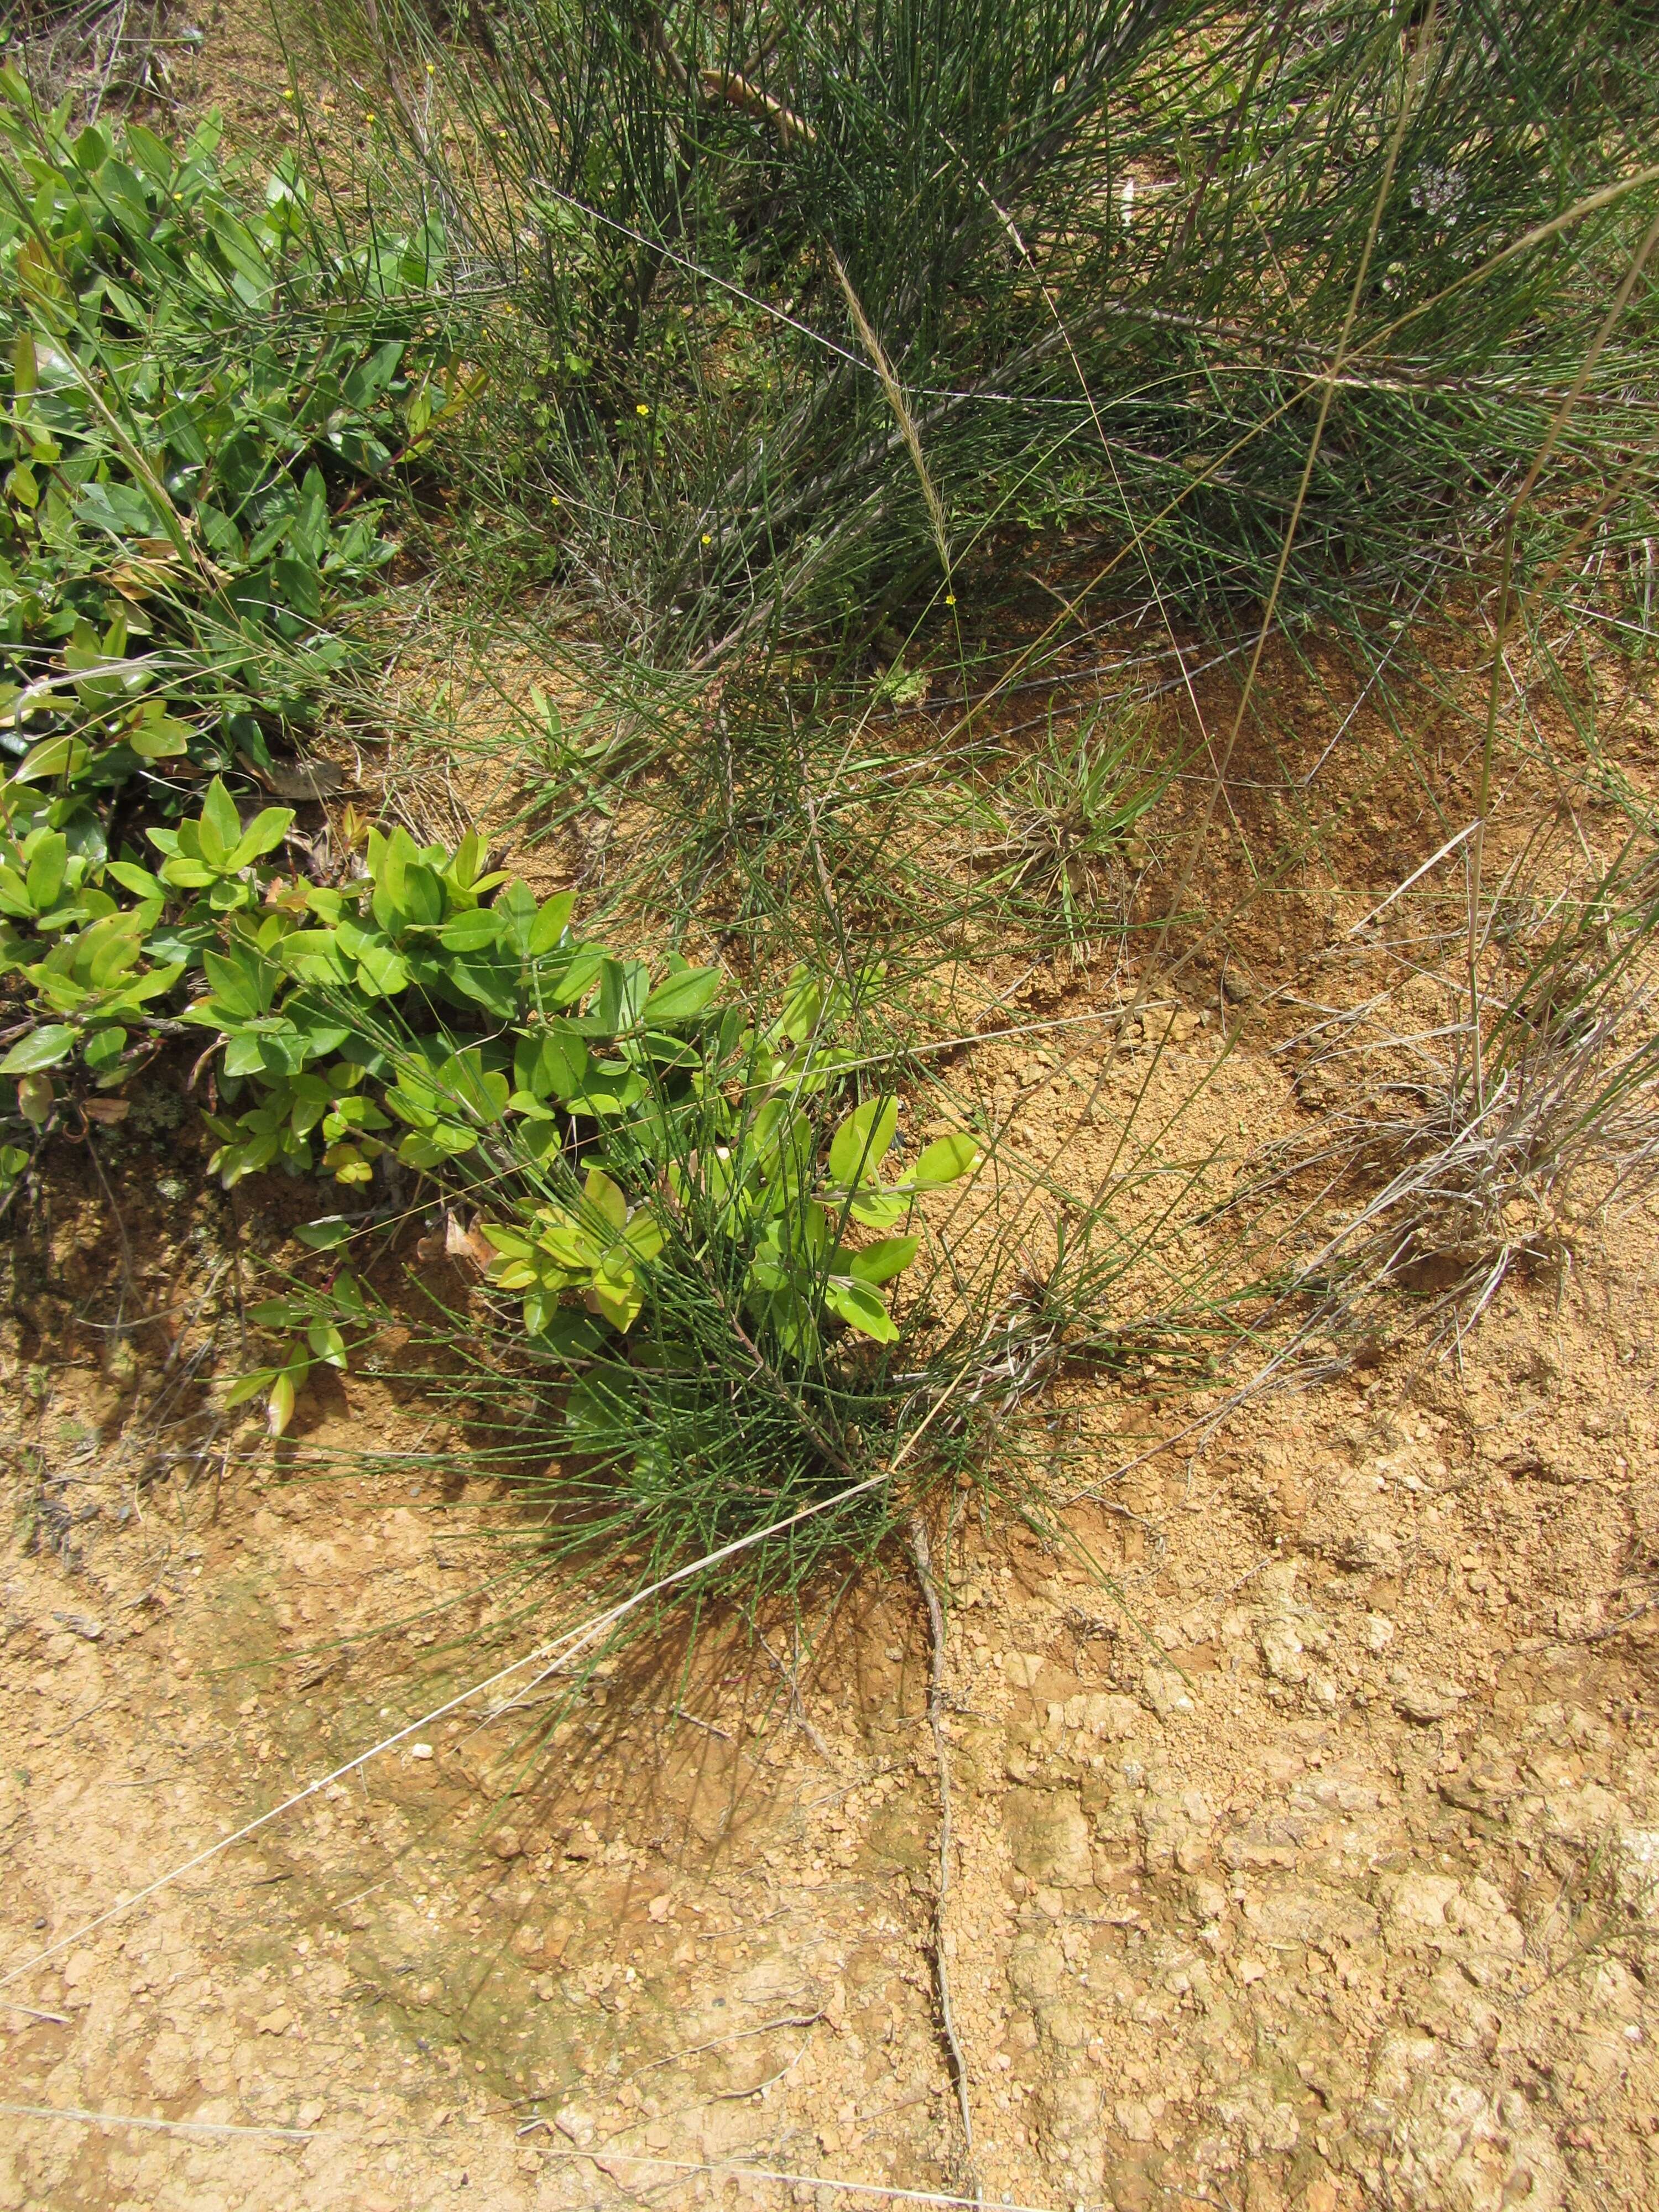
[281,87,295,100]
[945,593,957,606]
[364,112,377,124]
[701,534,712,545]
[636,403,650,417]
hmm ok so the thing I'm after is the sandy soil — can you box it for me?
[2,1084,1656,2212]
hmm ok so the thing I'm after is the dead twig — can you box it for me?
[627,2010,825,2079]
[904,1512,978,2203]
[698,67,816,148]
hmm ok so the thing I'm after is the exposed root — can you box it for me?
[904,1511,979,2203]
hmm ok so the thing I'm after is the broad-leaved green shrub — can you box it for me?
[2,774,979,1431]
[0,70,471,810]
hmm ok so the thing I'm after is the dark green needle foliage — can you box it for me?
[310,0,1659,661]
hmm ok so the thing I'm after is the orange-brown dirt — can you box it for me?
[3,1015,1657,2212]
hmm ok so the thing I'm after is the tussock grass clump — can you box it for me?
[307,0,1658,666]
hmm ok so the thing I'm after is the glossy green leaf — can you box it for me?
[307,1319,348,1368]
[0,1024,77,1073]
[596,957,649,1035]
[24,833,66,912]
[353,937,410,996]
[825,1278,900,1342]
[267,1369,298,1436]
[198,779,241,867]
[399,863,445,928]
[828,1096,898,1186]
[906,1132,983,1188]
[493,879,539,958]
[223,1368,280,1408]
[439,909,500,952]
[295,1216,354,1250]
[643,965,722,1021]
[847,1190,908,1230]
[515,1020,589,1100]
[583,1166,628,1235]
[527,890,576,956]
[13,735,90,785]
[588,1271,645,1332]
[846,1234,918,1285]
[128,713,192,762]
[227,806,296,868]
[83,1025,127,1070]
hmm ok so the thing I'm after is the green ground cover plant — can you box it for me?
[0,85,999,1614]
[0,72,468,1168]
[0,71,469,806]
[1,757,982,1431]
[0,94,985,1473]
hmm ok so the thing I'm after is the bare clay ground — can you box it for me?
[2,1141,1656,2212]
